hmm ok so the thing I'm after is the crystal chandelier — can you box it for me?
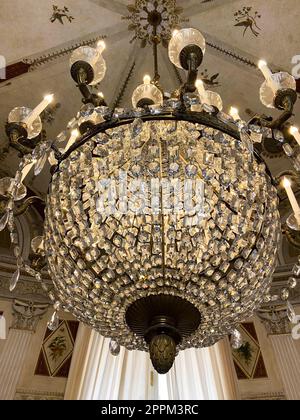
[1,2,300,374]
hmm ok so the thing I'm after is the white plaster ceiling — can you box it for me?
[0,0,299,195]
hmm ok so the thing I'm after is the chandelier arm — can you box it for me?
[184,53,199,93]
[267,94,295,129]
[77,84,107,108]
[253,90,297,130]
[13,196,45,217]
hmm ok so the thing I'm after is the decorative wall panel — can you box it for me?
[35,320,79,378]
[232,322,268,380]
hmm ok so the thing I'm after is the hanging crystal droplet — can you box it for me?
[288,277,298,289]
[287,301,296,323]
[9,267,20,292]
[280,288,290,301]
[109,340,120,356]
[0,211,9,232]
[47,311,60,331]
[230,329,243,350]
[34,153,48,176]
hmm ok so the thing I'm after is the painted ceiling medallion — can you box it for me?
[123,0,188,47]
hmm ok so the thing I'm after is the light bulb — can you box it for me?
[195,79,204,89]
[71,129,79,138]
[229,107,240,121]
[258,60,267,70]
[290,126,300,147]
[283,177,291,189]
[97,40,106,54]
[44,94,54,103]
[290,126,299,136]
[143,75,151,85]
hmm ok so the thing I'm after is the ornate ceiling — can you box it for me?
[0,0,300,304]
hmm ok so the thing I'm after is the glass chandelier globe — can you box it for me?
[44,117,280,373]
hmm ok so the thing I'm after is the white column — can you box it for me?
[270,335,300,400]
[0,329,32,400]
[65,327,158,400]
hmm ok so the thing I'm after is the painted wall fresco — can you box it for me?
[35,319,79,378]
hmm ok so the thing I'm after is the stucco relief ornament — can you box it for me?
[123,0,188,47]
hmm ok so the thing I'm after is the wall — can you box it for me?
[0,298,78,400]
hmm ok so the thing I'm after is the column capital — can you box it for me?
[257,309,291,336]
[11,299,49,332]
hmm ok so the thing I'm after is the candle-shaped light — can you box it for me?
[96,40,106,54]
[196,79,209,104]
[143,74,152,85]
[258,60,280,94]
[283,177,300,226]
[23,94,54,129]
[290,126,300,147]
[64,129,80,153]
[229,106,241,121]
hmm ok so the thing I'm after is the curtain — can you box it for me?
[0,314,6,340]
[66,326,238,401]
[270,335,300,400]
[164,338,239,400]
[66,327,158,400]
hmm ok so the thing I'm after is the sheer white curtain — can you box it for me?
[164,338,239,400]
[270,335,300,400]
[65,326,158,400]
[66,326,238,400]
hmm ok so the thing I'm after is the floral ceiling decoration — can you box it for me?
[123,0,188,47]
[234,6,262,38]
[200,69,220,88]
[50,5,75,25]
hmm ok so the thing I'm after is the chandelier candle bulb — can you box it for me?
[196,80,209,104]
[143,75,152,85]
[22,95,54,128]
[229,107,240,121]
[96,40,106,54]
[283,177,300,226]
[290,126,300,147]
[258,60,280,94]
[64,129,80,153]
